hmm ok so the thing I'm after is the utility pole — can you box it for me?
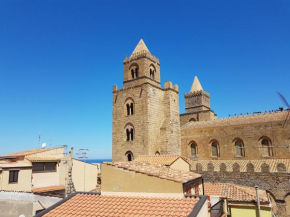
[255,185,261,217]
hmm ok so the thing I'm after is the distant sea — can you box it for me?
[79,159,112,164]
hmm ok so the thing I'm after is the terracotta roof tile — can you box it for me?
[32,185,65,193]
[1,147,63,157]
[42,193,201,217]
[182,111,287,129]
[26,156,62,162]
[191,159,290,172]
[135,155,189,166]
[204,182,268,203]
[103,161,201,184]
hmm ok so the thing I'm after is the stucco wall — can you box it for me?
[102,164,183,194]
[72,159,97,191]
[230,205,271,217]
[171,158,190,171]
[0,168,32,191]
[32,164,60,188]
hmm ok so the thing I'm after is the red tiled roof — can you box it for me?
[204,182,268,203]
[32,185,65,193]
[182,111,287,129]
[103,161,201,184]
[135,155,189,166]
[41,193,202,217]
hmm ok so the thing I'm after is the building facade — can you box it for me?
[112,39,181,162]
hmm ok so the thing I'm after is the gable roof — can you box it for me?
[103,161,201,184]
[36,192,206,217]
[182,111,287,130]
[204,182,268,203]
[1,147,63,158]
[134,155,189,166]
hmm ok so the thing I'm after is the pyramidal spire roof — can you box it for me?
[131,39,150,55]
[190,76,203,92]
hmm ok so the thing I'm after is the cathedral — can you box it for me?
[112,39,290,162]
[112,39,290,215]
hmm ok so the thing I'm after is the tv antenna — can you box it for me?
[277,92,290,128]
[76,148,89,191]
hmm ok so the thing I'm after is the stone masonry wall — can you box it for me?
[191,162,290,217]
[181,120,290,160]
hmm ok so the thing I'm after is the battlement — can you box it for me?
[124,50,159,64]
[190,159,289,173]
[185,90,210,98]
[164,81,179,92]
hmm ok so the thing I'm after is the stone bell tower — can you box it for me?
[112,39,181,162]
[180,76,217,126]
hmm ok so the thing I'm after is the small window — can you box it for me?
[125,99,134,116]
[131,68,139,79]
[150,69,155,80]
[33,163,45,172]
[125,151,134,162]
[211,141,219,157]
[189,118,197,122]
[191,143,197,157]
[32,162,57,172]
[9,170,19,183]
[45,163,56,171]
[125,126,134,141]
[155,151,160,155]
[235,140,244,157]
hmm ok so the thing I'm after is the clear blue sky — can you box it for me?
[0,1,289,158]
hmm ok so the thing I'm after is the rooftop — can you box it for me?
[134,155,189,166]
[37,192,205,217]
[1,147,63,157]
[182,111,287,129]
[26,156,62,162]
[32,185,66,193]
[0,161,32,168]
[204,182,268,203]
[103,161,201,184]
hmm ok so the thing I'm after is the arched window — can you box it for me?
[189,118,197,122]
[150,69,155,80]
[149,65,156,80]
[130,65,139,80]
[190,143,197,157]
[261,137,273,157]
[125,151,134,162]
[211,141,219,157]
[155,151,160,155]
[125,124,134,141]
[234,139,244,157]
[125,98,134,116]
